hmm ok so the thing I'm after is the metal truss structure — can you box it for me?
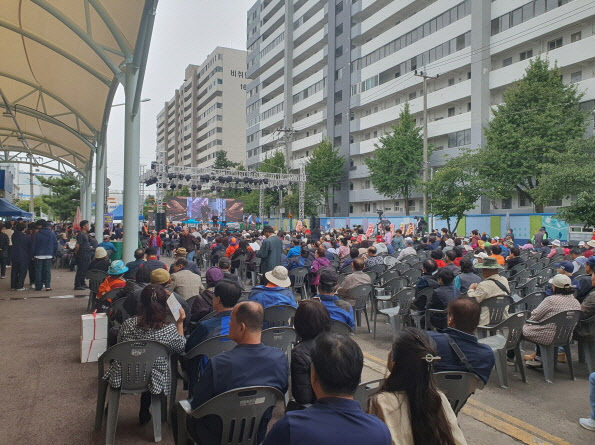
[141,163,307,222]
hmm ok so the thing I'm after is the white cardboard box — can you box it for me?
[80,338,108,363]
[81,313,108,341]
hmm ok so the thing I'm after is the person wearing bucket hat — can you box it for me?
[584,239,595,258]
[467,257,509,326]
[88,247,110,272]
[248,265,297,309]
[547,239,565,258]
[173,247,200,276]
[523,274,581,368]
[96,260,128,300]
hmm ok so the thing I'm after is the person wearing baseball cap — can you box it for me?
[313,269,355,329]
[545,261,581,296]
[248,265,297,309]
[523,274,581,368]
[467,257,509,326]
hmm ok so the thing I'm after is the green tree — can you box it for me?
[305,140,344,216]
[213,150,242,170]
[555,192,595,228]
[426,156,480,234]
[15,196,49,218]
[142,195,155,219]
[365,103,425,215]
[36,173,80,220]
[282,183,321,218]
[164,186,189,198]
[471,56,587,212]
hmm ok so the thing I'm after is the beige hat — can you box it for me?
[174,247,188,256]
[551,239,561,247]
[265,266,291,287]
[548,273,575,289]
[587,240,595,248]
[94,247,107,259]
[474,252,488,259]
[474,256,503,269]
[150,268,171,285]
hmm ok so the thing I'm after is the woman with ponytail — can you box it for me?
[103,284,186,425]
[367,327,466,445]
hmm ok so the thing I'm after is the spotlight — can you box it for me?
[226,176,233,183]
[170,184,176,189]
[216,186,222,192]
[191,185,197,191]
[244,187,252,193]
[263,178,269,184]
[185,175,191,181]
[196,184,202,190]
[218,176,225,182]
[168,173,174,180]
[178,174,184,180]
[177,183,183,189]
[242,177,250,183]
[210,185,216,191]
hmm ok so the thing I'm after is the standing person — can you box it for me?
[367,328,466,445]
[2,221,14,267]
[10,223,32,291]
[179,227,200,262]
[148,230,163,259]
[533,227,546,249]
[257,226,283,274]
[73,220,92,290]
[0,227,9,279]
[32,219,58,291]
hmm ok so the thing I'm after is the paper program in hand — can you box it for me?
[166,294,182,321]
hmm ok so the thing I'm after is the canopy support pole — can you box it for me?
[95,142,106,227]
[84,161,92,221]
[121,63,141,263]
[80,177,86,220]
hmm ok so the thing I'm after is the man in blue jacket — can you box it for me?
[313,269,355,329]
[248,265,297,309]
[32,219,58,291]
[428,296,494,384]
[263,333,391,445]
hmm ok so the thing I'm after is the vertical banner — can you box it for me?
[103,213,114,232]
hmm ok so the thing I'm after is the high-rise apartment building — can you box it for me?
[156,47,249,169]
[245,0,595,216]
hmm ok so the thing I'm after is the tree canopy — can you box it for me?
[365,103,425,215]
[213,150,243,170]
[15,196,49,218]
[426,155,480,234]
[471,56,587,212]
[305,139,344,216]
[36,173,80,221]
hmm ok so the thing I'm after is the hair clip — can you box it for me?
[423,354,441,363]
[151,287,158,302]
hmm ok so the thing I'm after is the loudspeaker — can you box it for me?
[155,213,166,232]
[310,217,319,229]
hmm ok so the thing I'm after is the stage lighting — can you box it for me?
[177,183,183,189]
[185,175,191,181]
[263,178,269,184]
[191,185,197,191]
[168,173,174,180]
[210,185,216,191]
[169,184,176,189]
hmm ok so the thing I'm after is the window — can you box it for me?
[448,107,455,117]
[334,91,343,103]
[335,1,343,14]
[335,67,344,80]
[448,129,471,148]
[335,23,343,36]
[349,182,354,190]
[364,203,371,212]
[467,102,472,112]
[501,198,512,209]
[520,49,533,60]
[408,200,416,211]
[409,91,417,100]
[571,31,582,42]
[334,113,343,125]
[571,71,582,83]
[364,180,371,189]
[448,78,455,86]
[336,45,343,58]
[349,205,353,213]
[518,191,530,207]
[548,38,563,50]
[502,57,513,67]
[548,198,562,207]
[467,71,472,79]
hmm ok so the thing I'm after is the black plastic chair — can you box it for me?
[261,327,297,365]
[524,310,582,383]
[353,379,384,410]
[177,386,285,445]
[434,371,484,416]
[380,269,401,285]
[478,295,513,332]
[510,291,546,313]
[263,304,296,327]
[577,315,595,374]
[95,340,173,444]
[401,268,422,286]
[424,308,448,331]
[86,269,108,312]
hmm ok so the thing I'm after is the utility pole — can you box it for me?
[414,70,439,224]
[275,127,294,171]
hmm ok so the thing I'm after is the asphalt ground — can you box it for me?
[0,264,593,444]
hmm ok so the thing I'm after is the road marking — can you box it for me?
[466,399,572,445]
[462,405,553,445]
[362,351,570,445]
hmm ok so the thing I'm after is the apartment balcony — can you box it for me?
[490,36,595,91]
[260,5,285,38]
[260,75,285,101]
[348,164,371,180]
[293,48,326,81]
[293,70,325,96]
[259,33,285,69]
[292,89,325,115]
[259,110,284,131]
[294,6,326,42]
[293,109,325,132]
[349,189,387,203]
[428,111,471,138]
[261,0,283,23]
[294,27,326,62]
[292,132,323,152]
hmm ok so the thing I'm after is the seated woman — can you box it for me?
[103,284,186,425]
[310,247,331,292]
[289,299,331,408]
[368,328,467,445]
[96,260,128,301]
[190,267,224,322]
[88,247,110,272]
[523,274,581,367]
[426,268,460,330]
